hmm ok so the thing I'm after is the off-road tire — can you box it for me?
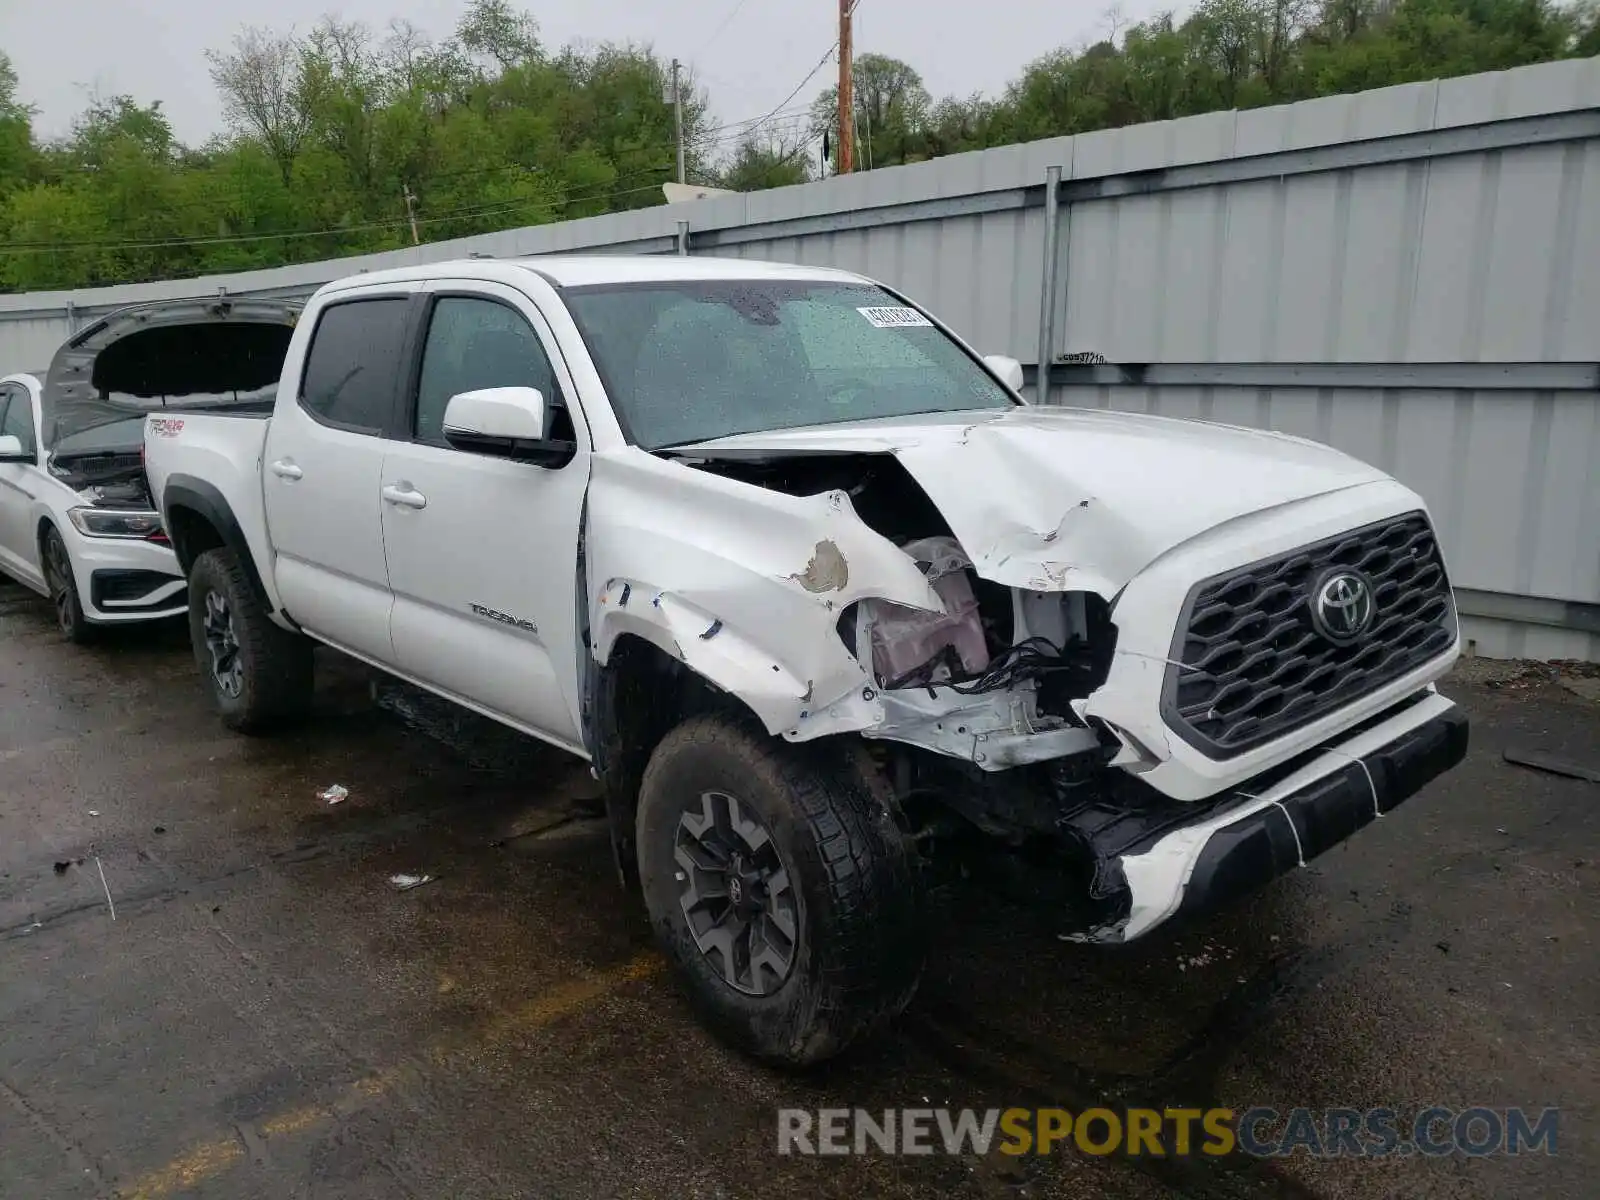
[188,547,312,733]
[636,715,925,1067]
[41,525,94,645]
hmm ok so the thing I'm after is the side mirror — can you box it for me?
[443,386,547,444]
[0,434,29,462]
[983,354,1026,396]
[440,385,576,467]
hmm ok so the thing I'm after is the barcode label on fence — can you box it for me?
[857,306,933,329]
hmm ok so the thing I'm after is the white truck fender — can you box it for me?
[145,413,288,619]
[585,448,942,740]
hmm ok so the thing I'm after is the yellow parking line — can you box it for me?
[118,952,662,1198]
[462,954,663,1056]
[257,1104,328,1139]
[121,1139,244,1200]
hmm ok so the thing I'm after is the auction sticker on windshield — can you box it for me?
[858,306,933,329]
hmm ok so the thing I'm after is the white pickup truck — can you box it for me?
[144,254,1468,1065]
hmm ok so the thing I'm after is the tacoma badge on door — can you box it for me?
[469,602,538,635]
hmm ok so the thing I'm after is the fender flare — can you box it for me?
[161,474,273,610]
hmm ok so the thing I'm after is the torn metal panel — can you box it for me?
[585,447,942,738]
[788,540,850,593]
[670,405,1390,596]
[867,687,1101,771]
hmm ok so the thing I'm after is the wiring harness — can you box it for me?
[882,635,1100,697]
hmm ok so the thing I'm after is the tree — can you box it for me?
[3,0,1599,292]
[1579,1,1600,52]
[457,0,542,72]
[67,95,177,168]
[718,131,813,191]
[0,52,37,197]
[810,53,933,168]
[207,27,319,186]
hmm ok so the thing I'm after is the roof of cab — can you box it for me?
[513,255,866,288]
[316,254,868,295]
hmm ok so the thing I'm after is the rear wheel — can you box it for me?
[41,525,93,645]
[188,547,312,733]
[636,715,925,1067]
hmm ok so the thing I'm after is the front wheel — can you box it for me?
[187,547,313,733]
[41,525,93,645]
[636,715,925,1067]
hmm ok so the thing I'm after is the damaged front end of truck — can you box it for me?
[581,406,1467,944]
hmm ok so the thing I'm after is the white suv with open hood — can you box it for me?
[142,255,1468,1065]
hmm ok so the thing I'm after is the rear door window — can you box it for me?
[298,298,411,434]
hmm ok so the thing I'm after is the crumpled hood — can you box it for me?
[671,405,1391,595]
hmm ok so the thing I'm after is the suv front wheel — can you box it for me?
[636,715,925,1067]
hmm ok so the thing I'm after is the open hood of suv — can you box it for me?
[668,406,1390,595]
[42,297,300,450]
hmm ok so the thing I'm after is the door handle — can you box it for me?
[381,484,427,510]
[270,460,303,480]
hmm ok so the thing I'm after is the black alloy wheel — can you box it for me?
[674,788,800,997]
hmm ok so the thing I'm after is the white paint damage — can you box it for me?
[586,447,939,740]
[671,404,1390,597]
[586,404,1404,779]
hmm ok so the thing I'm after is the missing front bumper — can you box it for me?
[1071,690,1469,943]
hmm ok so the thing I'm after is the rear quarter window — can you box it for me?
[299,298,411,433]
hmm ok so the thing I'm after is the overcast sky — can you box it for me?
[1,0,1167,147]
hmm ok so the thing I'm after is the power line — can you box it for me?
[421,104,813,185]
[9,106,815,239]
[7,57,845,260]
[747,41,839,139]
[695,0,759,57]
[4,108,825,256]
[34,99,813,205]
[0,180,671,255]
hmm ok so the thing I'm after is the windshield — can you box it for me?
[562,279,1016,449]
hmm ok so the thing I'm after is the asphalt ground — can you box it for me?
[0,576,1594,1199]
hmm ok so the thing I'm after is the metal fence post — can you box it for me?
[676,220,690,256]
[1035,164,1063,406]
[64,300,78,334]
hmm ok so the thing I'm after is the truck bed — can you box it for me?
[144,409,280,609]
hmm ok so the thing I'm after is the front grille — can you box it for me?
[1162,512,1456,758]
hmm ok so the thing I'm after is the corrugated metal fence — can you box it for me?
[3,58,1597,659]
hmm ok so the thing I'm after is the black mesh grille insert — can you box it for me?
[1162,512,1456,758]
[90,569,180,609]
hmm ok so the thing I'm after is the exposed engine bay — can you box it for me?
[656,448,1165,923]
[584,400,1459,942]
[50,442,155,505]
[675,451,1117,720]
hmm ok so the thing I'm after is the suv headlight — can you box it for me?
[67,507,165,540]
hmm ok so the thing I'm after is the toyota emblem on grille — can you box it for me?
[1309,569,1377,643]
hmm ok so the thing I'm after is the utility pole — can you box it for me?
[671,58,686,185]
[402,183,420,246]
[837,0,854,174]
